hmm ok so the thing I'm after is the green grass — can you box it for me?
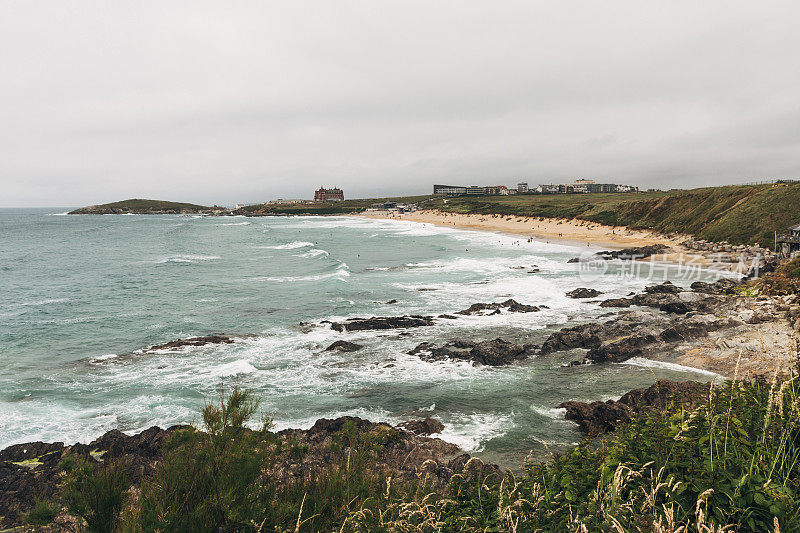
[70,198,213,213]
[241,194,437,215]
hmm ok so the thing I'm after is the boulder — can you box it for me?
[599,298,633,308]
[566,288,603,299]
[456,299,539,315]
[397,418,445,436]
[324,340,363,352]
[149,335,235,351]
[326,315,435,332]
[409,338,535,366]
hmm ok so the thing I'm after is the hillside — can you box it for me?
[239,194,435,215]
[68,199,215,215]
[429,182,800,246]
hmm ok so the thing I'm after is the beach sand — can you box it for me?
[360,210,681,250]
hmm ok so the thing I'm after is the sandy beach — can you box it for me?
[361,209,681,250]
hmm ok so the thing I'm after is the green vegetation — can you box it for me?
[69,198,213,214]
[62,457,128,532]
[245,182,800,245]
[24,498,59,526]
[56,370,800,531]
[431,182,800,246]
[242,194,435,215]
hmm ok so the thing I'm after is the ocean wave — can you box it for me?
[531,406,567,420]
[620,357,720,377]
[19,298,70,307]
[216,221,250,226]
[254,265,350,283]
[155,254,221,264]
[295,248,330,258]
[212,360,258,377]
[89,353,119,364]
[438,412,515,452]
[259,241,315,250]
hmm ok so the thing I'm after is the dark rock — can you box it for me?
[437,314,459,320]
[456,299,539,315]
[328,315,435,332]
[595,244,671,260]
[385,299,398,304]
[149,335,235,351]
[644,281,681,294]
[559,380,709,437]
[567,257,581,263]
[397,418,445,436]
[599,297,633,308]
[566,288,603,299]
[410,338,534,366]
[324,340,363,352]
[660,301,691,314]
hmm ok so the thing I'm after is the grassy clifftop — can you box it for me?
[431,183,800,246]
[240,195,435,215]
[69,199,214,214]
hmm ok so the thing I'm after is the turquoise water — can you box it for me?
[0,209,719,466]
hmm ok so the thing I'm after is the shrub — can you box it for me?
[25,498,59,526]
[63,458,128,533]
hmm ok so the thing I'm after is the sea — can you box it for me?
[0,209,723,466]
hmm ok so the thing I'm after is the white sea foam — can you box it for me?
[19,298,69,306]
[438,413,514,452]
[295,248,329,258]
[620,357,720,377]
[531,406,567,420]
[216,221,250,226]
[254,264,350,282]
[259,241,315,250]
[212,360,258,377]
[90,353,119,364]
[155,254,220,264]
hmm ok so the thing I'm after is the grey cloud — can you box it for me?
[1,0,799,207]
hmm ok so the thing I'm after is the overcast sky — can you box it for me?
[1,1,799,207]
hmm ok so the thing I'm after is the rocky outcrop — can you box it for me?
[559,380,710,437]
[0,416,490,529]
[397,418,445,436]
[326,315,435,332]
[456,299,539,315]
[324,340,363,352]
[566,288,603,299]
[409,338,536,366]
[595,244,672,260]
[149,335,235,351]
[599,297,633,308]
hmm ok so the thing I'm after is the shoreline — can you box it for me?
[360,209,682,251]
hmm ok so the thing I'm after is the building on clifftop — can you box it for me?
[777,223,800,260]
[314,187,344,202]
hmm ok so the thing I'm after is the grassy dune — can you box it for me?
[429,183,800,246]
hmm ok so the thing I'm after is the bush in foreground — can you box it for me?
[61,369,800,531]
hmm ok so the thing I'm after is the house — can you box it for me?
[484,185,509,195]
[314,187,344,202]
[517,182,529,193]
[466,186,485,195]
[777,224,800,259]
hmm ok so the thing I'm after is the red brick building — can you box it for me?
[313,187,344,202]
